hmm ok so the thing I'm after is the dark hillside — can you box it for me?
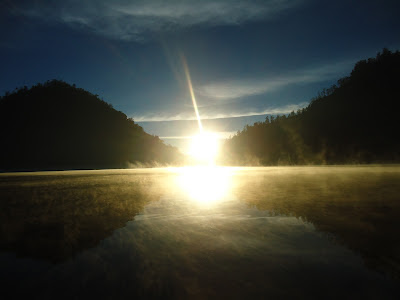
[0,80,182,171]
[219,49,400,165]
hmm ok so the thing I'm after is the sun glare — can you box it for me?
[188,132,219,164]
[177,166,232,205]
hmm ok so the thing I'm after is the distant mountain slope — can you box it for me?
[0,80,182,171]
[219,49,400,165]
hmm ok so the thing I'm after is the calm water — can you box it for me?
[1,166,399,299]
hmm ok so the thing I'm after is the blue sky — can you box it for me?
[1,0,399,151]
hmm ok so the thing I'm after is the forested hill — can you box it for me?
[0,80,182,171]
[219,49,400,165]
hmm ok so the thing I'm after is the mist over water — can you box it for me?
[1,166,399,299]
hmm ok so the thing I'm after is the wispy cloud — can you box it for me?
[134,102,309,122]
[196,60,354,100]
[160,131,237,140]
[15,0,304,41]
[134,58,354,122]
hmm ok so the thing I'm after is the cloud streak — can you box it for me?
[134,102,309,122]
[15,0,304,41]
[134,58,354,122]
[196,60,355,100]
[160,131,237,140]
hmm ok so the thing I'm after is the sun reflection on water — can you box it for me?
[176,166,233,205]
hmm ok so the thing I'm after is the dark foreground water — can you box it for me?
[1,166,399,299]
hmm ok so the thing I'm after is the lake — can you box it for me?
[1,166,399,299]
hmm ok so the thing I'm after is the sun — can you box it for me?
[188,132,219,164]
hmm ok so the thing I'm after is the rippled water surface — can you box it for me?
[1,166,399,299]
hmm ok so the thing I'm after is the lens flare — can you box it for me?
[181,54,203,133]
[181,54,220,165]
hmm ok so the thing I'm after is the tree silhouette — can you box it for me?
[0,80,183,171]
[219,49,400,165]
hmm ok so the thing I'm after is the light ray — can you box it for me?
[181,54,203,133]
